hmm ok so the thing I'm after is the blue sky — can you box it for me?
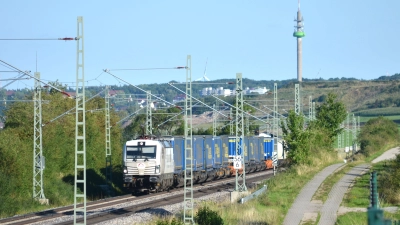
[0,1,399,90]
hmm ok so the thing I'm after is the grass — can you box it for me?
[212,151,340,225]
[146,151,341,225]
[337,153,400,224]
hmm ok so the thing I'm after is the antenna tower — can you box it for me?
[293,0,305,82]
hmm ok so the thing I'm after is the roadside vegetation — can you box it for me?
[336,117,400,224]
[0,89,125,218]
[153,92,349,224]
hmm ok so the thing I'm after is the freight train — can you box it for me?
[122,135,278,194]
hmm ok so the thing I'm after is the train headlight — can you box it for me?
[155,165,160,173]
[123,167,128,174]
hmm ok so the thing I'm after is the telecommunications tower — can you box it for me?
[293,0,305,82]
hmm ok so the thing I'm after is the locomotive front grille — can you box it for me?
[127,166,157,175]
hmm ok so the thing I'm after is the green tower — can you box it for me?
[293,0,305,82]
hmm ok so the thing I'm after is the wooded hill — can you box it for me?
[0,74,399,218]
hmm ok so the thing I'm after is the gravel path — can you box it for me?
[283,146,400,225]
[318,164,370,225]
[371,146,400,164]
[282,163,344,225]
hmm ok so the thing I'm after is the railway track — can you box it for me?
[1,169,274,225]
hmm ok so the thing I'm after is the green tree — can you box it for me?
[281,111,311,164]
[314,92,347,144]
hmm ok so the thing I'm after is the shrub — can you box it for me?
[379,155,400,205]
[195,206,224,225]
[156,217,184,225]
[358,117,400,157]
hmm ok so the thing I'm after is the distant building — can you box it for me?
[249,87,269,95]
[173,94,186,103]
[200,86,268,96]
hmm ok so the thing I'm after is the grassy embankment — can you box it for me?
[147,150,341,225]
[336,160,400,224]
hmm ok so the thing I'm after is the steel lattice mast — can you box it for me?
[245,113,250,136]
[346,113,350,149]
[105,86,112,190]
[338,123,342,149]
[312,101,316,120]
[213,104,217,137]
[235,73,247,192]
[352,114,357,152]
[309,96,312,121]
[73,16,86,225]
[146,91,152,135]
[183,55,194,224]
[273,83,278,163]
[33,72,46,202]
[295,84,300,115]
[230,107,234,135]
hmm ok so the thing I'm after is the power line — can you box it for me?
[107,67,187,71]
[0,37,78,41]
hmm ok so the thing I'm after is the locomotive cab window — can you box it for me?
[126,146,156,159]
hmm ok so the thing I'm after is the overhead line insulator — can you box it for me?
[58,37,78,41]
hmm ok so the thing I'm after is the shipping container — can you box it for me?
[204,136,214,169]
[172,137,184,171]
[193,136,204,171]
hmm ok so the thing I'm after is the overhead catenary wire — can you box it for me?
[0,60,70,96]
[210,94,271,126]
[115,107,145,125]
[107,67,187,71]
[156,102,202,128]
[42,89,107,126]
[0,37,78,41]
[103,69,180,110]
[0,77,30,81]
[168,83,230,119]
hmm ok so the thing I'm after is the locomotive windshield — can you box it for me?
[126,146,156,160]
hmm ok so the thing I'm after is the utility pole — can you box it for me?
[308,96,312,121]
[245,113,250,136]
[183,55,194,224]
[230,107,234,135]
[146,91,152,135]
[346,113,350,152]
[235,73,247,192]
[312,101,316,120]
[295,84,300,115]
[273,83,279,165]
[73,16,86,225]
[213,104,217,137]
[352,114,357,153]
[105,86,112,194]
[33,72,47,204]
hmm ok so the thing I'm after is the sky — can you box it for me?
[0,0,399,90]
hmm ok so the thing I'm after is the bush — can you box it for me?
[358,117,400,157]
[379,155,400,204]
[195,206,224,225]
[156,217,184,225]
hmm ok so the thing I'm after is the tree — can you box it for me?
[281,111,311,164]
[314,92,347,144]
